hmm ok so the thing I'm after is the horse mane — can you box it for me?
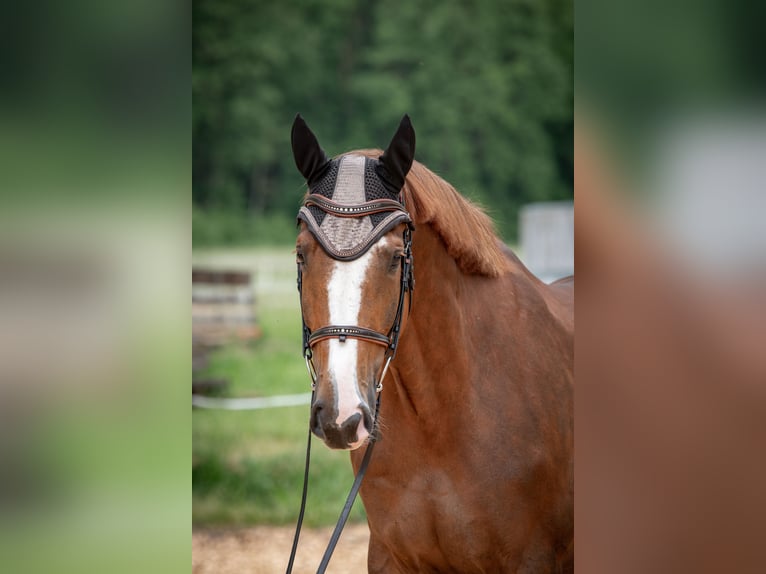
[352,150,510,277]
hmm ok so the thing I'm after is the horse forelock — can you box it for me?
[351,149,510,278]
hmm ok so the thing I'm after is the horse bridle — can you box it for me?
[287,194,414,574]
[296,195,415,394]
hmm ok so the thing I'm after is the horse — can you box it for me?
[291,114,573,573]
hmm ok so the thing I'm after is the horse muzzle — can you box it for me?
[310,399,373,450]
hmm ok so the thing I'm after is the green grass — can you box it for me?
[192,248,366,526]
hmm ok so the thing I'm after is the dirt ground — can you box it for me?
[192,524,370,574]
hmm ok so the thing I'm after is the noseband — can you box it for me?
[296,195,414,393]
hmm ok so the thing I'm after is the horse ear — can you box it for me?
[291,114,330,184]
[378,114,416,193]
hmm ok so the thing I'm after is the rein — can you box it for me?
[286,196,413,574]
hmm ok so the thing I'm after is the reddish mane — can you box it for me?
[352,149,510,278]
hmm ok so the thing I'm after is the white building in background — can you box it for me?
[519,201,574,283]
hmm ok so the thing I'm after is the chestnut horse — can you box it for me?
[292,115,573,573]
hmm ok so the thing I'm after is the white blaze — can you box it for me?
[326,239,388,426]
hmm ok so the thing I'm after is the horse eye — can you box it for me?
[296,250,305,265]
[389,253,402,271]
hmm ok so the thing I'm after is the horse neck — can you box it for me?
[388,225,484,421]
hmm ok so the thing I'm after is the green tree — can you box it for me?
[193,0,572,244]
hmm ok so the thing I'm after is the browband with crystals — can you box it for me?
[303,195,408,218]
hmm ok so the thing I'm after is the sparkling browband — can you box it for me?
[303,196,409,218]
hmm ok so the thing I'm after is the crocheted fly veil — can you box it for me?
[292,115,416,260]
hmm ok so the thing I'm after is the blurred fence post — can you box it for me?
[519,201,574,282]
[192,268,262,393]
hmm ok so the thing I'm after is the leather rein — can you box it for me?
[286,195,414,574]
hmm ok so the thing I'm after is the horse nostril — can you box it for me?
[340,413,362,444]
[341,412,361,432]
[310,400,326,438]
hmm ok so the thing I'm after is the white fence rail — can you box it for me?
[192,392,312,411]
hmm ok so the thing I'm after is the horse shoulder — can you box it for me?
[499,241,574,338]
[546,275,574,336]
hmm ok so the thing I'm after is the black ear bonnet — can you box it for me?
[291,115,416,260]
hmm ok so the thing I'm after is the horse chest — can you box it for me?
[363,459,511,571]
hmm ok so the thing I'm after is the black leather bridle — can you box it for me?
[297,196,414,393]
[287,195,414,574]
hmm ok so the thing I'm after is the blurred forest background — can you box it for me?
[193,0,573,246]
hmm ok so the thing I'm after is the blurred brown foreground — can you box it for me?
[576,123,766,574]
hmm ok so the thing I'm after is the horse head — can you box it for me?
[292,114,415,450]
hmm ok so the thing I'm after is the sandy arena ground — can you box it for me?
[193,524,369,574]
